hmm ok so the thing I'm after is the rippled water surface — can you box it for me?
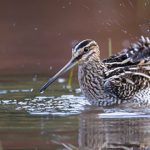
[0,76,150,150]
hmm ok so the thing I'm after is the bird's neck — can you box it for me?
[78,56,108,102]
[78,56,107,77]
[79,54,105,69]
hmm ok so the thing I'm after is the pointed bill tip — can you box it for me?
[39,58,78,94]
[39,87,45,93]
[39,89,45,94]
[39,81,50,93]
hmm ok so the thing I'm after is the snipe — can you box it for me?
[40,36,150,107]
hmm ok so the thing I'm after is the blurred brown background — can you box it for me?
[0,0,149,75]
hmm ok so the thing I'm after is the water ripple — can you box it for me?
[0,89,33,94]
[1,88,150,117]
[0,95,89,116]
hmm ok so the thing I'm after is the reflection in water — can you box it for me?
[1,78,150,149]
[79,108,150,150]
[0,110,79,150]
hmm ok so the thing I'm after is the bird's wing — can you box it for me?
[104,64,150,101]
[103,36,150,68]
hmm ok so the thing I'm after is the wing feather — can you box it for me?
[103,36,150,68]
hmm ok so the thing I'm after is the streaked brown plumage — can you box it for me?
[40,36,150,107]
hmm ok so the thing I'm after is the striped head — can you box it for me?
[39,39,100,93]
[72,39,100,63]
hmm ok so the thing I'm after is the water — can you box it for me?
[0,76,150,150]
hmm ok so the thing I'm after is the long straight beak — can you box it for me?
[39,58,78,93]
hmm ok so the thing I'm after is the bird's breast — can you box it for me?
[78,64,106,101]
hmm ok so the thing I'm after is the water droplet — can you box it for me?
[12,23,16,27]
[121,29,127,34]
[49,66,53,70]
[34,27,38,31]
[58,78,66,83]
[98,10,102,14]
[68,1,72,5]
[75,88,81,94]
[33,75,37,82]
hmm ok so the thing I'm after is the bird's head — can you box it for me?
[72,39,100,63]
[39,39,100,93]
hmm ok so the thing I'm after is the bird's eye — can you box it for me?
[84,47,89,52]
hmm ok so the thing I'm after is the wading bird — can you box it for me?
[40,36,150,107]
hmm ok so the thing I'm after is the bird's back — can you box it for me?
[102,36,150,106]
[103,36,150,68]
